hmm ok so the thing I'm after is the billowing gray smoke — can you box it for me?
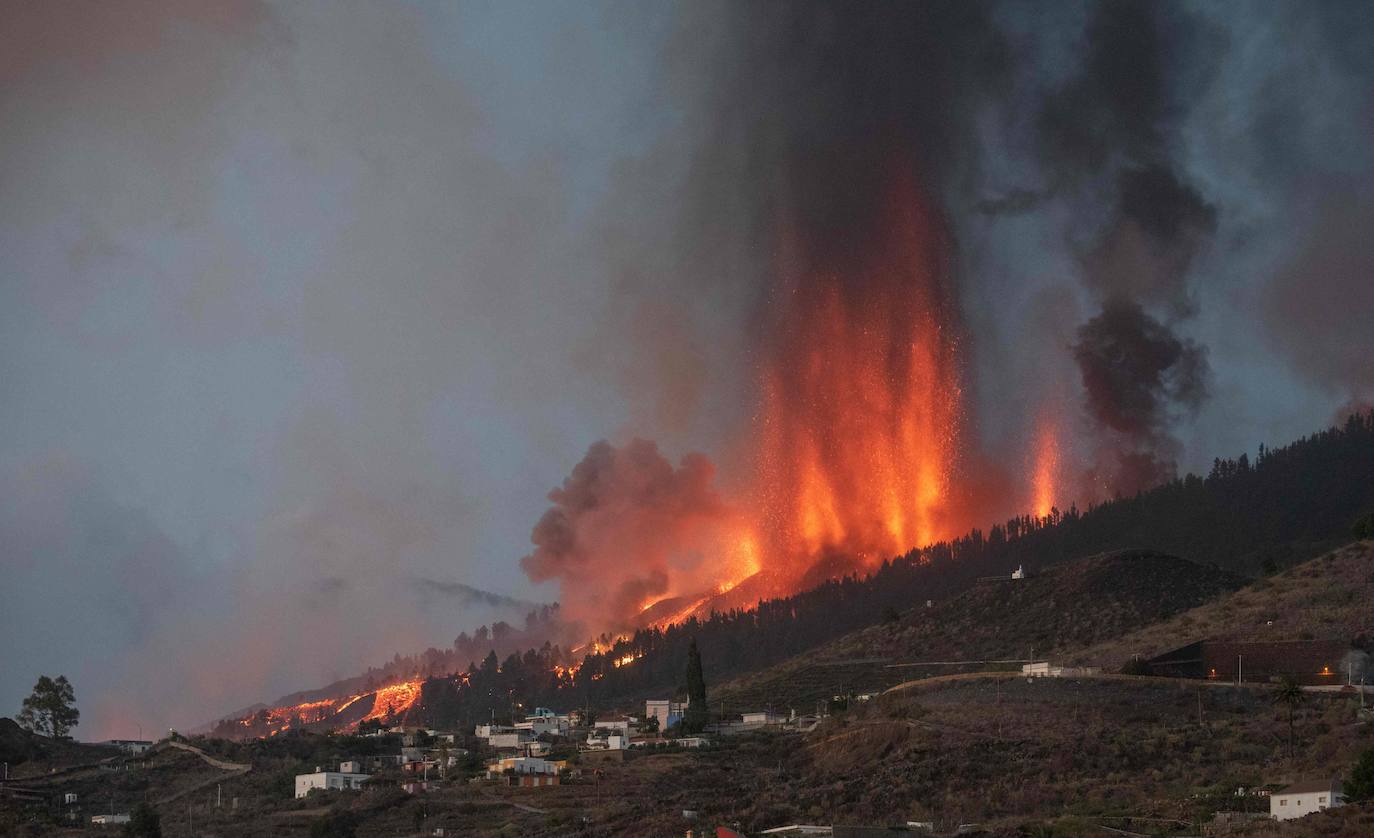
[520,439,738,633]
[1030,0,1221,490]
[1073,301,1209,491]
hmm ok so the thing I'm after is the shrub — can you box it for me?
[1353,512,1374,540]
[1120,657,1152,676]
[1348,748,1374,802]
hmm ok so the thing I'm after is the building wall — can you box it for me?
[294,772,368,799]
[1271,789,1343,820]
[1147,640,1351,685]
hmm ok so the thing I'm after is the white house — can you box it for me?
[645,698,687,730]
[1011,565,1026,579]
[294,767,370,798]
[485,756,561,778]
[339,760,364,774]
[487,730,534,749]
[514,716,565,736]
[1271,780,1344,821]
[672,736,710,748]
[475,723,514,738]
[91,814,132,825]
[1021,662,1101,678]
[742,711,787,726]
[101,739,153,755]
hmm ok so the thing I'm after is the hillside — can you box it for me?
[12,677,1368,836]
[0,718,118,776]
[1069,539,1374,670]
[714,550,1246,710]
[215,411,1374,737]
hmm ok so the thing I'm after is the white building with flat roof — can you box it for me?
[295,768,370,798]
[1271,780,1343,820]
[645,698,687,730]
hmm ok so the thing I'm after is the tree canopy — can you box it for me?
[17,675,79,739]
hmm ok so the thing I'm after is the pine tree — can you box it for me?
[683,638,708,733]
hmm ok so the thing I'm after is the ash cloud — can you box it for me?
[521,439,737,632]
[1024,0,1223,492]
[6,0,1374,738]
[411,578,543,612]
[1073,301,1209,492]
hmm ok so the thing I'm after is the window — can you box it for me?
[1319,796,1327,803]
[1280,799,1287,806]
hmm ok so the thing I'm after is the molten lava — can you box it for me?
[754,177,963,575]
[224,678,425,738]
[1031,412,1061,518]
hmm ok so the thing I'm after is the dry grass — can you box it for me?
[1070,541,1374,670]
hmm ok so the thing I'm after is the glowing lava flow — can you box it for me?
[227,678,425,738]
[755,178,964,574]
[360,680,423,724]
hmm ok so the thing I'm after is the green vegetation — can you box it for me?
[17,675,79,739]
[1348,747,1374,802]
[1354,511,1374,540]
[123,801,162,837]
[1271,676,1305,759]
[683,638,708,734]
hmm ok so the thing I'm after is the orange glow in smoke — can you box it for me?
[1031,413,1061,519]
[755,178,963,574]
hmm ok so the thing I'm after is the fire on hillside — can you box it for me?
[213,678,427,740]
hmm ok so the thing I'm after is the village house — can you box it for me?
[484,755,565,779]
[514,706,571,736]
[1021,661,1102,678]
[90,814,132,825]
[585,730,628,750]
[295,765,370,798]
[645,698,687,730]
[742,711,787,726]
[1270,780,1344,821]
[487,730,534,749]
[672,736,710,748]
[100,739,153,755]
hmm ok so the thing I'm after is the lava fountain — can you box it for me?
[753,175,965,581]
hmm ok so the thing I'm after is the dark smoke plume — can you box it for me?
[1035,0,1222,491]
[1073,301,1209,492]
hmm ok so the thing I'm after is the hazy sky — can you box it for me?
[3,1,1371,739]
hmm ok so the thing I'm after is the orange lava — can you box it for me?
[232,678,425,738]
[360,680,423,724]
[754,176,963,574]
[1031,412,1061,518]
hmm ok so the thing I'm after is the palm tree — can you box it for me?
[1272,676,1305,759]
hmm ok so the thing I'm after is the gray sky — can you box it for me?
[2,1,1370,739]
